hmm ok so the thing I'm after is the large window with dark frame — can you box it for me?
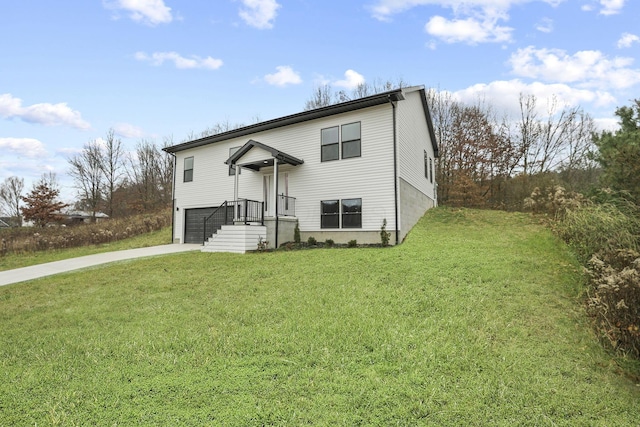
[184,156,194,182]
[320,200,339,228]
[341,122,361,159]
[321,127,339,162]
[321,198,362,229]
[341,198,362,228]
[321,122,361,162]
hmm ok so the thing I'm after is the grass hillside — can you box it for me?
[1,208,638,425]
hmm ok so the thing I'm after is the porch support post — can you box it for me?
[234,164,241,221]
[273,158,279,248]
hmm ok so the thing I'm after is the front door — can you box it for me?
[263,174,274,217]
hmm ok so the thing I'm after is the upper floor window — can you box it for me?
[341,122,361,159]
[424,150,428,179]
[321,127,339,162]
[321,122,361,162]
[429,157,434,184]
[184,156,194,182]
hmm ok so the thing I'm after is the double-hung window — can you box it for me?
[321,198,362,229]
[321,200,340,228]
[341,198,362,228]
[321,127,339,162]
[184,156,194,182]
[321,122,361,161]
[341,122,361,159]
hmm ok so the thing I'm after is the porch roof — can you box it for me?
[225,139,304,171]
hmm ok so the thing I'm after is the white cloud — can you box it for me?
[334,70,366,89]
[598,0,625,15]
[0,137,48,158]
[425,15,512,44]
[509,46,640,90]
[239,0,281,29]
[135,51,223,70]
[103,0,173,25]
[113,123,145,138]
[370,0,566,44]
[451,79,616,119]
[264,66,302,87]
[535,17,553,33]
[0,94,91,130]
[617,32,640,49]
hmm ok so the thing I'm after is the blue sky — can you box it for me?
[1,0,639,202]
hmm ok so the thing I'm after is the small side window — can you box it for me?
[184,157,194,182]
[429,157,434,184]
[424,150,428,179]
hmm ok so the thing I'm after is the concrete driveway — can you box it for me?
[0,244,202,287]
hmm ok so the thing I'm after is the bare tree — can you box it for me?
[0,176,25,221]
[126,139,165,212]
[304,84,334,111]
[100,128,125,217]
[68,139,104,221]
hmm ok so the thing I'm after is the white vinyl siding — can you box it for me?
[397,90,436,199]
[172,103,396,240]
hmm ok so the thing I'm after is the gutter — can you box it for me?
[389,95,400,246]
[167,151,177,244]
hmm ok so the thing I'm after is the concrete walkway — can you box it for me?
[0,244,202,287]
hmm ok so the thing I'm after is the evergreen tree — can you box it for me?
[592,99,640,204]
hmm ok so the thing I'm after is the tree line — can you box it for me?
[0,130,174,226]
[1,82,637,227]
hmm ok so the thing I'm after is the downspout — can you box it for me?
[274,159,279,249]
[168,152,177,244]
[388,96,400,245]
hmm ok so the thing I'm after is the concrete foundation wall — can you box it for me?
[399,177,435,242]
[264,217,297,249]
[299,230,383,245]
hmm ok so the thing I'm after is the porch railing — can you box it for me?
[203,201,233,243]
[232,199,264,225]
[203,199,265,243]
[277,194,296,217]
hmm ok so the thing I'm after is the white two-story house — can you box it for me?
[163,85,438,252]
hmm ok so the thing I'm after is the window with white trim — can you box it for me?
[184,156,194,182]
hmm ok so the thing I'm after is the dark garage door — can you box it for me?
[184,207,216,244]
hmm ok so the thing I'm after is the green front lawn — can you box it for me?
[1,208,638,425]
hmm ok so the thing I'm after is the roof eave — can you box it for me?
[163,89,404,154]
